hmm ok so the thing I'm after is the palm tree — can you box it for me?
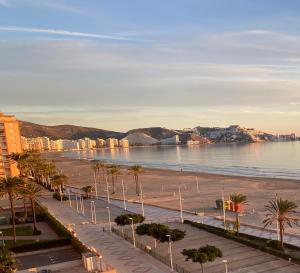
[82,185,93,198]
[263,197,300,249]
[0,176,23,242]
[51,174,68,201]
[95,160,107,182]
[21,183,43,232]
[230,193,247,235]
[44,162,56,190]
[128,165,144,195]
[107,165,121,194]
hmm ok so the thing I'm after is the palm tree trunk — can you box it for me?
[201,263,204,273]
[236,212,239,236]
[135,175,139,196]
[31,198,37,231]
[279,222,284,249]
[9,195,17,243]
[112,176,115,194]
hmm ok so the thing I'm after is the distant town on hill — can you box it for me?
[20,121,299,151]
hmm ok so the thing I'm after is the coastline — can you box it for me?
[43,151,300,236]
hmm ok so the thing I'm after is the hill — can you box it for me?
[127,127,179,140]
[20,121,124,140]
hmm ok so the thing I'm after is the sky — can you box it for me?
[0,0,300,134]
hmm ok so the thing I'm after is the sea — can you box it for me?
[62,141,300,180]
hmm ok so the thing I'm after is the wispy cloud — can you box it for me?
[0,26,145,42]
[0,0,9,6]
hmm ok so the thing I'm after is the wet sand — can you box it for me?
[43,151,300,235]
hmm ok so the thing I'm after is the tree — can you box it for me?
[182,245,222,273]
[107,165,121,194]
[0,176,23,242]
[51,174,68,201]
[128,165,144,195]
[230,193,247,235]
[21,183,43,232]
[114,214,145,226]
[82,185,93,198]
[0,249,17,273]
[263,197,300,249]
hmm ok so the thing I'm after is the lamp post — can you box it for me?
[179,186,183,223]
[106,177,110,203]
[122,180,127,211]
[196,176,199,193]
[222,187,226,231]
[166,234,173,271]
[94,172,98,200]
[76,193,79,213]
[91,201,96,224]
[0,231,4,250]
[222,259,228,273]
[106,207,112,232]
[129,217,136,248]
[140,182,145,217]
[80,196,85,215]
[68,190,72,207]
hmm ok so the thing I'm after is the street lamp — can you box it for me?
[222,259,228,273]
[129,217,136,248]
[106,177,110,203]
[91,201,96,224]
[0,231,4,250]
[276,193,280,241]
[196,176,199,193]
[68,190,72,207]
[166,234,173,271]
[122,180,127,211]
[106,207,112,232]
[75,193,79,213]
[178,186,183,223]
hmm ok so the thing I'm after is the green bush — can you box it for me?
[184,220,300,265]
[136,223,186,242]
[114,214,145,226]
[0,249,17,273]
[53,192,68,201]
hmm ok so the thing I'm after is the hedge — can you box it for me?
[9,239,70,253]
[36,204,88,253]
[136,223,186,242]
[114,214,145,226]
[184,220,300,264]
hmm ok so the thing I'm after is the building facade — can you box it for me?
[0,113,22,177]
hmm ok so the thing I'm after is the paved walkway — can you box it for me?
[104,197,300,247]
[40,196,173,273]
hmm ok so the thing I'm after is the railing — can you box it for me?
[112,227,192,273]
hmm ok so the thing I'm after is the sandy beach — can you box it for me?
[44,151,300,235]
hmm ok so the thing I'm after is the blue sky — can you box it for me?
[0,0,300,134]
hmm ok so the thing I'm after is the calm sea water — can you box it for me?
[62,142,300,180]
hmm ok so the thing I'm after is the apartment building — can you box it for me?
[0,113,22,177]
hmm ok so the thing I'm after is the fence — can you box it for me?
[112,227,192,273]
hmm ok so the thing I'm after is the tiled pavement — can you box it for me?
[40,196,172,273]
[105,197,300,247]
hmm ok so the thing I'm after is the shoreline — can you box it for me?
[47,151,300,184]
[43,151,300,235]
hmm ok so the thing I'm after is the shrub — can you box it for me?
[0,249,17,273]
[53,192,68,201]
[136,223,186,242]
[114,214,145,226]
[182,245,222,273]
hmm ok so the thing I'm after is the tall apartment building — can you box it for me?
[0,113,22,177]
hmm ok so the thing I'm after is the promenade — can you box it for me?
[40,195,172,273]
[38,192,300,273]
